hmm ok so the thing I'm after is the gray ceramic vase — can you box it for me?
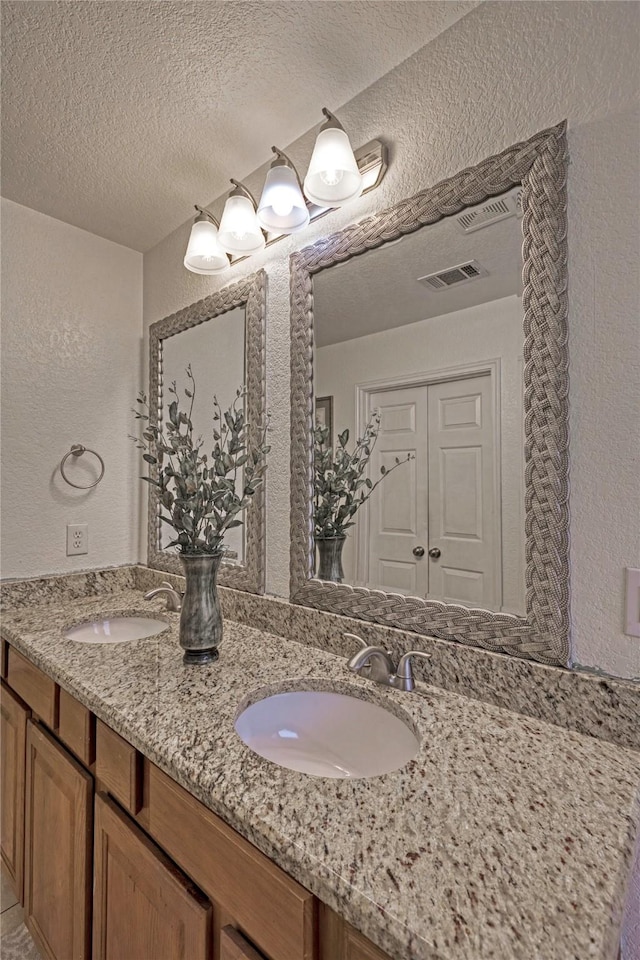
[179,553,223,665]
[315,535,346,583]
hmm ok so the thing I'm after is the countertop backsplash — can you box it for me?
[1,563,639,754]
[1,569,639,960]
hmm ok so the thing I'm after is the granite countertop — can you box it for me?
[2,585,639,960]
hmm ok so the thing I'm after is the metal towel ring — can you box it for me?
[60,444,105,490]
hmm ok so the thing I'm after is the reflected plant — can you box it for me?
[313,412,413,540]
[131,365,269,555]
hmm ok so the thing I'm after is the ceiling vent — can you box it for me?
[454,187,523,234]
[417,259,489,292]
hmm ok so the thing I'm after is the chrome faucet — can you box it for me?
[345,633,431,692]
[143,582,183,612]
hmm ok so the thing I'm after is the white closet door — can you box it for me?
[426,373,500,609]
[362,372,501,609]
[363,385,429,596]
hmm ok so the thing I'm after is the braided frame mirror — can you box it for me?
[148,270,266,593]
[290,123,569,665]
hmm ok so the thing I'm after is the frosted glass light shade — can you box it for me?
[218,195,266,255]
[183,220,229,274]
[257,165,310,234]
[303,127,363,207]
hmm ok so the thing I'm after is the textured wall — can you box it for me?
[1,199,143,578]
[143,1,640,679]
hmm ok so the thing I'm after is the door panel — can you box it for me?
[364,373,500,608]
[376,559,417,594]
[93,793,211,960]
[427,374,499,608]
[441,566,485,606]
[364,387,428,595]
[220,925,266,959]
[24,720,92,960]
[1,681,29,901]
[379,450,417,534]
[439,447,483,538]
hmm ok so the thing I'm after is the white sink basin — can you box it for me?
[65,616,168,644]
[235,690,419,779]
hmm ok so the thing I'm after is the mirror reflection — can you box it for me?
[313,187,525,615]
[160,304,246,563]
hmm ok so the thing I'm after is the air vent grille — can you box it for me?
[417,259,488,292]
[454,187,523,234]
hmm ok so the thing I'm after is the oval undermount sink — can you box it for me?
[65,616,168,644]
[235,690,419,779]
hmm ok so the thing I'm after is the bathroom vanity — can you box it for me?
[1,570,639,960]
[1,642,383,960]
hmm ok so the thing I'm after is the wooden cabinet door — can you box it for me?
[220,925,267,959]
[1,681,29,901]
[24,720,93,960]
[146,761,315,960]
[93,793,211,960]
[318,903,392,960]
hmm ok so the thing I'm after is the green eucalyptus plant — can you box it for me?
[131,366,269,556]
[313,412,413,540]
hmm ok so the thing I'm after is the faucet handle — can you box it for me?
[343,632,368,649]
[396,651,432,691]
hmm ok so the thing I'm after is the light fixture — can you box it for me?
[218,180,266,256]
[303,107,364,208]
[182,124,388,272]
[183,206,230,275]
[257,147,310,234]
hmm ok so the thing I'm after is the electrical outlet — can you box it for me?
[66,523,88,556]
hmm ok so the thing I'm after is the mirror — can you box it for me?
[148,271,266,593]
[313,189,525,615]
[160,305,246,564]
[290,123,570,666]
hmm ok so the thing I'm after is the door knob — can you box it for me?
[428,547,441,559]
[412,546,425,558]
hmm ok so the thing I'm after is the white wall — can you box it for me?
[142,2,640,679]
[316,296,525,613]
[1,199,143,578]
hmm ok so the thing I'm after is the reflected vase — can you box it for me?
[179,553,223,665]
[315,536,346,583]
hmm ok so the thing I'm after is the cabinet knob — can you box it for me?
[428,547,441,559]
[412,546,425,558]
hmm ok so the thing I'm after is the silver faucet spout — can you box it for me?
[347,645,397,684]
[143,582,183,612]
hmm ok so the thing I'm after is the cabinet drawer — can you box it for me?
[147,762,315,960]
[6,648,58,729]
[59,688,95,768]
[95,720,141,814]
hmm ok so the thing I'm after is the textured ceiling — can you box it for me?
[314,203,523,347]
[1,1,477,251]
